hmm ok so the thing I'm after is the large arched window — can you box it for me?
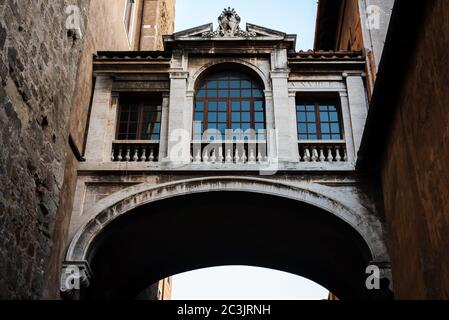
[193,71,266,141]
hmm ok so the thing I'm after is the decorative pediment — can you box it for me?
[172,8,290,40]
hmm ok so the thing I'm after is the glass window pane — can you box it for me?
[230,90,240,98]
[328,105,337,111]
[218,112,227,122]
[129,123,137,133]
[332,134,341,140]
[208,112,217,122]
[218,90,228,98]
[242,80,251,88]
[255,112,264,122]
[330,112,339,121]
[230,81,240,88]
[232,112,240,122]
[231,101,240,111]
[307,123,317,134]
[242,123,251,131]
[208,123,217,129]
[208,102,218,111]
[254,101,264,111]
[208,81,218,89]
[241,101,250,111]
[322,134,331,140]
[218,81,228,88]
[331,123,341,133]
[321,123,330,133]
[196,101,204,110]
[218,123,227,134]
[306,105,315,111]
[242,112,251,122]
[297,112,306,122]
[298,123,307,133]
[297,105,306,111]
[319,105,328,111]
[242,89,252,98]
[253,89,263,98]
[218,101,227,111]
[299,134,307,140]
[320,112,329,122]
[309,134,317,140]
[197,90,206,98]
[307,112,316,122]
[130,112,138,121]
[194,112,203,121]
[255,123,265,130]
[207,90,218,98]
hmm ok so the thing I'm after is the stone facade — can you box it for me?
[0,0,90,299]
[0,0,174,299]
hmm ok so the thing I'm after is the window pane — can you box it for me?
[298,123,307,133]
[218,81,228,89]
[241,101,250,111]
[253,89,263,98]
[230,90,240,98]
[242,80,251,88]
[306,105,315,111]
[209,102,218,111]
[194,112,203,121]
[320,112,329,122]
[255,123,265,130]
[230,80,240,88]
[330,112,339,121]
[328,105,337,111]
[254,101,264,111]
[196,101,204,110]
[218,112,227,122]
[297,105,306,111]
[332,134,341,140]
[242,89,252,98]
[331,123,341,133]
[197,90,206,98]
[299,134,307,140]
[242,112,251,122]
[208,90,218,98]
[242,123,251,131]
[208,112,217,122]
[307,123,317,134]
[319,105,328,111]
[232,112,240,122]
[218,123,227,134]
[322,134,331,140]
[321,123,330,133]
[307,112,316,122]
[218,101,227,111]
[309,134,317,140]
[208,81,218,89]
[255,112,264,122]
[231,101,240,111]
[297,112,306,122]
[218,90,228,98]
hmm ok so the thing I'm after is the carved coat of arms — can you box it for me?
[203,8,256,38]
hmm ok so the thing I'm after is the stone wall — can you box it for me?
[139,0,175,50]
[0,0,90,299]
[381,0,449,299]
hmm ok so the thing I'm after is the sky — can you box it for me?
[172,0,326,300]
[175,0,319,51]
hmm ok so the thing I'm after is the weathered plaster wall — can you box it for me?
[381,0,449,299]
[0,0,90,299]
[139,0,175,50]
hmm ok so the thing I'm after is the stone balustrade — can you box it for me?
[190,141,268,164]
[111,141,159,162]
[298,142,348,162]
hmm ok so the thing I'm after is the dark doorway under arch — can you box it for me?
[83,191,390,300]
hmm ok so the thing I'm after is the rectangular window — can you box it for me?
[296,100,343,141]
[117,95,162,141]
[124,0,136,43]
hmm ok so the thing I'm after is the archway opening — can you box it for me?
[82,191,377,299]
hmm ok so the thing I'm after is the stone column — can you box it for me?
[166,71,190,163]
[84,76,113,162]
[344,72,369,160]
[288,91,300,162]
[339,91,356,163]
[158,92,170,160]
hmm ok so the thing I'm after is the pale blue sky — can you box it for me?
[175,0,318,50]
[172,0,326,300]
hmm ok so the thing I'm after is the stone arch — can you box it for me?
[188,59,271,92]
[66,176,388,264]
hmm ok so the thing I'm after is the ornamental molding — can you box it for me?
[202,7,257,38]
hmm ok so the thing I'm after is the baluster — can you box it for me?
[203,150,209,163]
[194,149,201,163]
[303,148,311,162]
[311,147,318,162]
[210,150,217,163]
[326,147,333,162]
[111,147,115,162]
[140,147,147,162]
[335,147,342,161]
[234,149,240,163]
[218,147,224,163]
[149,149,155,162]
[133,147,139,162]
[249,149,256,164]
[343,148,348,162]
[319,148,326,162]
[226,148,233,163]
[241,149,247,163]
[117,148,123,162]
[125,148,131,162]
[257,151,263,163]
